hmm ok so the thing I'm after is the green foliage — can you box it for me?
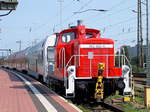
[130,56,146,73]
[77,105,91,112]
[135,97,144,105]
[131,56,138,65]
[115,46,131,67]
[122,45,131,61]
[132,65,146,73]
[121,103,138,112]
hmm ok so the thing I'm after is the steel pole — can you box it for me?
[137,0,140,68]
[146,0,150,86]
[146,0,149,56]
[58,0,63,31]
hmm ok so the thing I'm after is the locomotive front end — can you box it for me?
[68,25,132,101]
[56,21,133,101]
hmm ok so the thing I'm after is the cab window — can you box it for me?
[62,32,75,43]
[86,33,93,38]
[86,32,99,38]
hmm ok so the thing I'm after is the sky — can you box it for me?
[0,0,149,56]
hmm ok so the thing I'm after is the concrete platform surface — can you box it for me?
[0,69,82,112]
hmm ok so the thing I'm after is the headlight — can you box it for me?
[122,65,130,76]
[67,66,75,75]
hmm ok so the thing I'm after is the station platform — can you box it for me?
[0,69,82,112]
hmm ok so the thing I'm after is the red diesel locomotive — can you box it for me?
[3,21,133,101]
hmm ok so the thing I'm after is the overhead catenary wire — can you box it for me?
[30,0,95,34]
[41,0,95,34]
[28,0,141,46]
[106,29,137,37]
[54,0,95,28]
[86,5,137,28]
[103,30,137,48]
[76,0,94,12]
[99,11,150,33]
[29,0,75,33]
[109,0,129,10]
[100,16,136,29]
[83,1,136,23]
[105,26,148,41]
[66,0,133,26]
[22,0,78,42]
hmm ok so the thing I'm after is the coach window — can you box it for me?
[62,32,75,43]
[41,51,44,60]
[47,47,55,62]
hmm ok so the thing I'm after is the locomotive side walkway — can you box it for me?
[0,68,82,112]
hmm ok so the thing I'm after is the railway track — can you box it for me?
[134,77,146,85]
[133,72,146,78]
[133,72,147,86]
[93,102,123,112]
[78,100,124,112]
[2,67,124,112]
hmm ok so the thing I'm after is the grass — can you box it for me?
[135,96,144,105]
[100,90,150,112]
[66,88,150,112]
[121,102,150,112]
[72,96,150,112]
[121,103,138,112]
[120,87,150,112]
[77,105,91,112]
[134,87,144,104]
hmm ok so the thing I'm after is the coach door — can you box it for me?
[47,46,55,74]
[47,35,57,75]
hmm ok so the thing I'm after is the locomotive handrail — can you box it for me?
[64,55,76,87]
[59,48,66,69]
[64,54,131,68]
[64,54,132,80]
[64,54,134,97]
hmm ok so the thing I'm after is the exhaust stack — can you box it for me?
[77,20,83,26]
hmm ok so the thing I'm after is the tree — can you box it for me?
[121,45,130,61]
